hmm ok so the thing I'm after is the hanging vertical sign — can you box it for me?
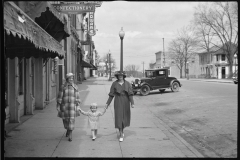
[88,12,95,36]
[84,18,88,34]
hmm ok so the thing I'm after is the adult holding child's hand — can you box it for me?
[56,73,81,142]
[105,71,135,142]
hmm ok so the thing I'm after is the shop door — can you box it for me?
[222,67,226,79]
[18,59,26,116]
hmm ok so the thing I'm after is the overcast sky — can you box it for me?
[92,1,203,70]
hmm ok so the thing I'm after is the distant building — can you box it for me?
[196,43,238,79]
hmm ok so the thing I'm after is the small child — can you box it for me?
[78,103,107,141]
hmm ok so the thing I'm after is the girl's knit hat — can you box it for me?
[90,103,97,109]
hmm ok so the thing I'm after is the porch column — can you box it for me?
[35,58,44,110]
[8,58,20,123]
[25,58,34,114]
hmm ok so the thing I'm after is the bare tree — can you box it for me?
[168,26,198,78]
[168,39,185,78]
[124,64,140,77]
[99,53,117,75]
[193,2,238,78]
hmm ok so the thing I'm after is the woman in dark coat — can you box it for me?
[105,71,135,142]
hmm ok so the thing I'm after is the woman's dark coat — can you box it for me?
[106,80,134,129]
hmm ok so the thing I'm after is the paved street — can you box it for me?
[4,77,237,158]
[138,79,237,157]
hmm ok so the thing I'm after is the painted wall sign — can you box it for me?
[52,4,95,14]
[88,12,95,36]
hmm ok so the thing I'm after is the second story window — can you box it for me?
[222,54,225,61]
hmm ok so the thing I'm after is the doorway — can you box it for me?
[222,67,226,79]
[18,58,26,116]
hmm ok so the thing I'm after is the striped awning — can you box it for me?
[4,1,65,59]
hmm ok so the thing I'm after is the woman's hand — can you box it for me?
[131,104,135,108]
[105,104,109,109]
[57,106,60,112]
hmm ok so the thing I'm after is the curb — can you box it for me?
[179,79,233,84]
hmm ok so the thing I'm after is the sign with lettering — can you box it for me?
[88,12,95,36]
[52,4,95,14]
[52,1,102,7]
[82,1,103,7]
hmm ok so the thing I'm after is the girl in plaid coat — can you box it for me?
[78,103,106,141]
[57,73,81,141]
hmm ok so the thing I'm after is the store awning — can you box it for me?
[90,64,98,70]
[81,60,93,68]
[4,2,65,59]
[24,1,70,42]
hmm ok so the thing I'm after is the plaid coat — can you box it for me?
[57,82,81,120]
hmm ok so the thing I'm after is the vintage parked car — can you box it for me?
[131,68,182,96]
[232,70,238,84]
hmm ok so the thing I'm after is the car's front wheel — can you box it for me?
[140,85,150,96]
[171,82,179,92]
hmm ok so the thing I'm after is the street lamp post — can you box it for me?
[187,62,189,80]
[105,59,108,77]
[234,54,237,74]
[108,50,112,81]
[119,27,125,72]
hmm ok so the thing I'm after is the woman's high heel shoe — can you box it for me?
[68,131,72,141]
[66,130,69,137]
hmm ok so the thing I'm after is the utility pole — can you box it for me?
[142,61,145,77]
[163,38,165,68]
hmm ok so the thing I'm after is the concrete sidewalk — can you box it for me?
[4,77,204,158]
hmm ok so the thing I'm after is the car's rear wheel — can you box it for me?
[171,82,179,92]
[159,89,165,93]
[140,85,150,96]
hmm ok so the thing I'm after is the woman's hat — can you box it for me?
[114,71,126,78]
[66,73,74,79]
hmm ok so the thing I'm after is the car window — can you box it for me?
[145,71,154,77]
[157,70,165,76]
